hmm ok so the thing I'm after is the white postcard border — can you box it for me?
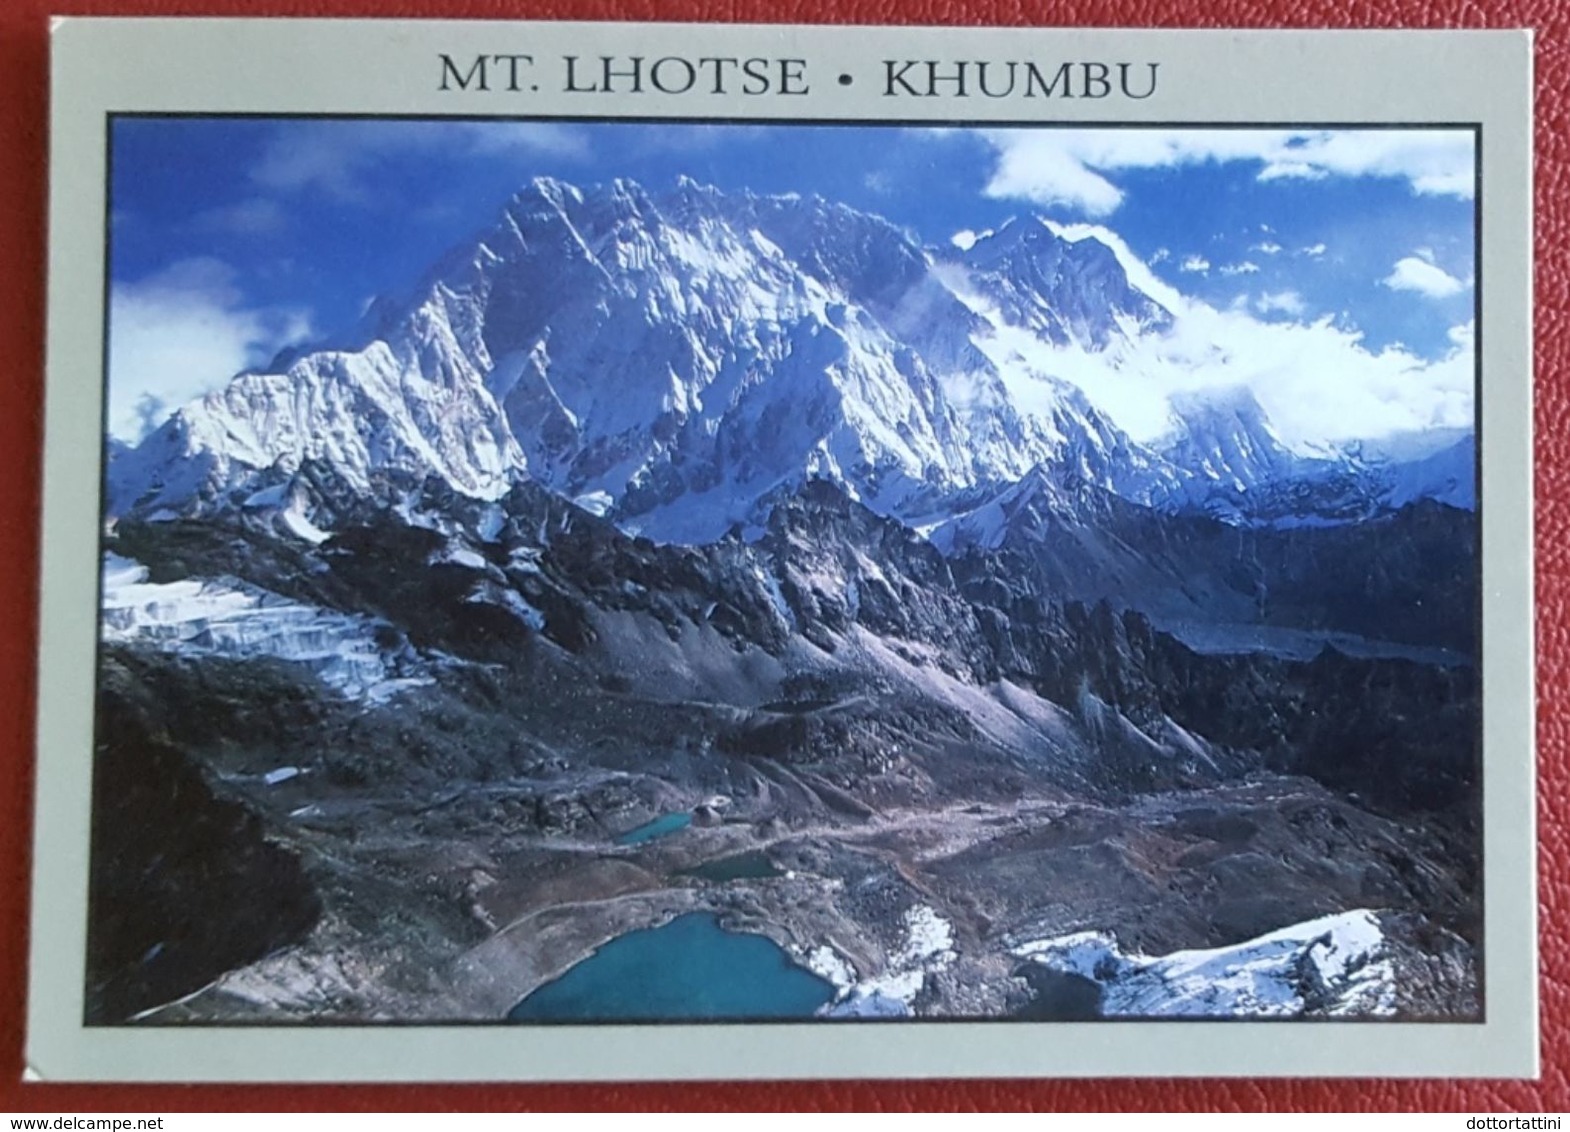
[29,18,1536,1081]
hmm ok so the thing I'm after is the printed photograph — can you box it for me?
[90,119,1480,1025]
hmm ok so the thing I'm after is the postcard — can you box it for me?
[27,18,1535,1080]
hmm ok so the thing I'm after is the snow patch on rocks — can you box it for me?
[818,904,957,1019]
[804,945,855,994]
[1013,908,1398,1018]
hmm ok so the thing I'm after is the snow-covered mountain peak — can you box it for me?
[948,217,1172,351]
[106,175,1471,548]
[113,176,1081,541]
[1168,383,1272,426]
[1378,432,1475,511]
[1160,385,1298,493]
[507,174,585,214]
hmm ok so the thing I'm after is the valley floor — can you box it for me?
[124,749,1476,1024]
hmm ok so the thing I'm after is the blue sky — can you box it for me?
[107,119,1477,444]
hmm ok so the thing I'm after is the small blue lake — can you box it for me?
[615,811,692,846]
[507,912,835,1022]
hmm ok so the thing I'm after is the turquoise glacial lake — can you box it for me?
[508,912,836,1022]
[614,811,692,845]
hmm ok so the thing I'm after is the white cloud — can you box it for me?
[192,197,290,236]
[253,120,588,200]
[982,134,1124,216]
[1301,243,1328,258]
[1255,290,1307,316]
[950,229,980,251]
[952,236,1472,447]
[1220,261,1261,276]
[1251,241,1283,256]
[108,258,314,441]
[1180,255,1211,274]
[462,121,591,159]
[1382,255,1468,299]
[1007,305,1471,447]
[1150,247,1170,264]
[977,128,1475,216]
[1256,131,1476,196]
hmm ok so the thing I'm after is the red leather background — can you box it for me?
[0,0,1558,1113]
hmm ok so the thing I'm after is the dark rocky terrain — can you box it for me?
[88,478,1480,1024]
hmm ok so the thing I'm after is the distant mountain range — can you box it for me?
[108,176,1474,549]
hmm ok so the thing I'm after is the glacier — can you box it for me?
[100,552,429,702]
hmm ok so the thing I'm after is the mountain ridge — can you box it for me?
[107,175,1474,548]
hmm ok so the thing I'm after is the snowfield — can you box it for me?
[1013,908,1398,1018]
[100,552,429,702]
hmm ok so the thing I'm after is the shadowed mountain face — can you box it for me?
[87,692,322,1023]
[91,177,1479,1025]
[935,467,1476,656]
